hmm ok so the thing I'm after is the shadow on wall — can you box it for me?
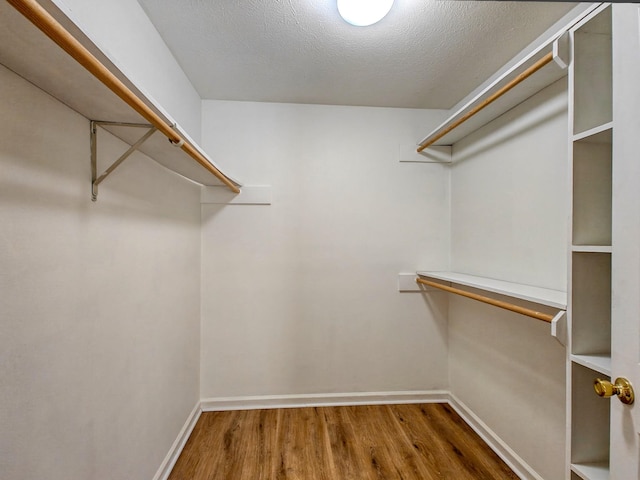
[0,65,199,224]
[451,79,568,165]
[419,289,449,350]
[1,142,200,226]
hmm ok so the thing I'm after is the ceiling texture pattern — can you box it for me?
[137,0,578,109]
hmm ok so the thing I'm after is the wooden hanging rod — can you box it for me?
[416,51,555,153]
[7,0,240,194]
[416,277,555,323]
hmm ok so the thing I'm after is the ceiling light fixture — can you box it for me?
[337,0,394,27]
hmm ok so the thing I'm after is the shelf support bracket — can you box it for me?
[90,121,157,201]
[550,310,568,347]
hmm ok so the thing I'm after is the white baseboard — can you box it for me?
[152,402,202,480]
[200,390,449,412]
[447,393,542,480]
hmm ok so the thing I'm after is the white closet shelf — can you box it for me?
[571,461,610,480]
[571,354,612,376]
[571,245,612,253]
[573,122,613,143]
[416,31,570,149]
[416,272,567,309]
[0,0,241,193]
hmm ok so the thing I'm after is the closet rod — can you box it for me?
[7,0,240,194]
[415,278,554,323]
[416,51,554,153]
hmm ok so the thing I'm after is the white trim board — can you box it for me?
[200,390,449,412]
[448,394,542,480]
[152,402,202,480]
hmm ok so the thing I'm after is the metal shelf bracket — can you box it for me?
[90,120,157,201]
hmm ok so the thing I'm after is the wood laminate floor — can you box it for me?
[168,403,519,480]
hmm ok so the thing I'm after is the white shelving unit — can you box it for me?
[0,1,241,191]
[409,4,614,479]
[416,5,614,478]
[416,271,568,345]
[416,31,570,148]
[416,271,567,309]
[568,5,613,479]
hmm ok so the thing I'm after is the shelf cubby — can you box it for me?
[571,252,611,357]
[572,127,612,246]
[573,6,612,135]
[571,363,610,477]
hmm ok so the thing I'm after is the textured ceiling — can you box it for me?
[136,0,577,109]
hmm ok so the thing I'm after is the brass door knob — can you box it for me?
[594,377,635,405]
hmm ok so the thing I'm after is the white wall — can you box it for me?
[0,65,201,479]
[448,80,569,480]
[50,0,203,142]
[450,80,568,289]
[199,101,450,399]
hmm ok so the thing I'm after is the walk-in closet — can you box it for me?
[2,2,640,479]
